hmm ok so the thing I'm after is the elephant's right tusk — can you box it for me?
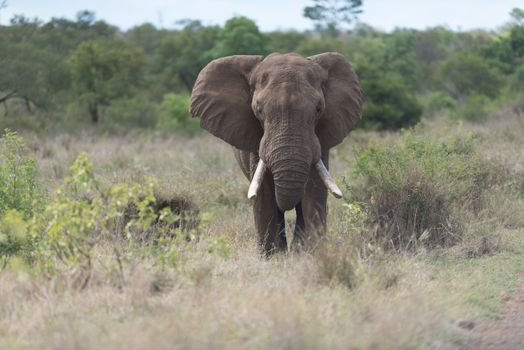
[248,159,266,200]
[315,160,343,199]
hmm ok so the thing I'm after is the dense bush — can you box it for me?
[357,64,423,130]
[423,91,457,117]
[0,130,42,264]
[348,127,495,249]
[438,53,504,99]
[0,130,42,218]
[103,95,158,129]
[157,93,200,135]
[510,64,524,91]
[453,94,493,122]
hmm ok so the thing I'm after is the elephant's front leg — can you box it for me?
[291,154,329,251]
[253,172,287,256]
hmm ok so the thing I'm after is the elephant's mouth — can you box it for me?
[247,159,342,210]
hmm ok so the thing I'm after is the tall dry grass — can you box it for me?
[1,109,524,349]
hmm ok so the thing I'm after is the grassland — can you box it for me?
[1,109,524,349]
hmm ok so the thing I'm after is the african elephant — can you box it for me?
[190,52,363,255]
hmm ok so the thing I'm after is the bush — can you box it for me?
[0,129,42,218]
[103,95,158,129]
[0,130,42,264]
[453,94,493,122]
[348,127,495,249]
[510,64,524,91]
[28,153,190,279]
[157,93,200,135]
[0,209,33,266]
[438,53,504,99]
[423,91,457,117]
[357,64,423,130]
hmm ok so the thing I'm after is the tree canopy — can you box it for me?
[303,0,363,36]
[1,8,523,131]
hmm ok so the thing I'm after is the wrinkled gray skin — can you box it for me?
[190,52,363,255]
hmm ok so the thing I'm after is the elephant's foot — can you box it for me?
[290,202,323,252]
[277,209,288,250]
[260,209,288,257]
[291,202,308,252]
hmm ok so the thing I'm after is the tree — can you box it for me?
[155,20,219,92]
[357,63,422,130]
[438,53,504,100]
[39,11,117,56]
[127,23,166,55]
[303,0,363,36]
[0,16,69,112]
[209,17,269,58]
[510,8,524,26]
[268,31,308,53]
[68,40,145,123]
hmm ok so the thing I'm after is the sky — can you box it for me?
[0,0,522,32]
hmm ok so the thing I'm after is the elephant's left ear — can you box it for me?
[308,52,363,150]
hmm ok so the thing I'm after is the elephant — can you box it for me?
[190,52,363,255]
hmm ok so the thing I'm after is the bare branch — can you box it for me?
[0,90,17,104]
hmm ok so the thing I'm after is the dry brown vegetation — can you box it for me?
[1,110,524,349]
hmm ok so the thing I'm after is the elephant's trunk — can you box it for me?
[266,141,312,211]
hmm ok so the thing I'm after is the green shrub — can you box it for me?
[454,94,492,122]
[510,64,524,91]
[423,91,457,117]
[29,153,168,276]
[157,93,200,135]
[0,209,33,267]
[0,130,42,265]
[0,129,41,218]
[357,64,423,130]
[103,95,158,129]
[438,53,504,99]
[348,127,494,249]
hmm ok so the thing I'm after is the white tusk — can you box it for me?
[315,160,343,199]
[248,159,266,200]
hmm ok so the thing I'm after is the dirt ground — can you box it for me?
[468,280,524,350]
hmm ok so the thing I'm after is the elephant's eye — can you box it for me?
[256,104,263,115]
[316,102,323,114]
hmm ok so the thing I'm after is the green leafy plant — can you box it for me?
[454,94,493,122]
[0,129,42,218]
[31,153,161,280]
[0,209,32,269]
[348,126,495,249]
[207,236,230,259]
[157,93,200,135]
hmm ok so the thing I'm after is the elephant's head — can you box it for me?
[190,52,363,211]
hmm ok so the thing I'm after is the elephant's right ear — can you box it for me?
[190,55,264,153]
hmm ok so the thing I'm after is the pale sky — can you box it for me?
[0,0,522,32]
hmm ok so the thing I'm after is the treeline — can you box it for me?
[0,9,523,133]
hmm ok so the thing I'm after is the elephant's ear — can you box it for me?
[190,55,264,153]
[308,52,363,150]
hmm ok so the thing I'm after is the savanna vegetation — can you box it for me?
[1,7,523,132]
[1,2,524,349]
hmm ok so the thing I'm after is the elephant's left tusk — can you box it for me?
[315,160,343,199]
[248,159,266,200]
